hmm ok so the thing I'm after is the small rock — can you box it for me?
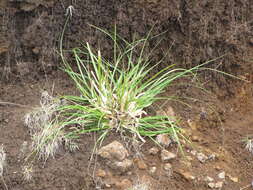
[136,159,147,170]
[110,159,133,173]
[161,150,176,162]
[197,152,208,163]
[192,135,201,142]
[218,171,225,179]
[228,175,238,183]
[215,181,223,189]
[208,182,216,188]
[208,154,216,161]
[156,134,172,147]
[96,169,106,178]
[97,141,129,161]
[204,176,214,182]
[187,119,199,130]
[149,147,159,155]
[163,163,172,171]
[164,163,173,177]
[190,150,197,156]
[115,179,132,190]
[149,166,157,174]
[178,170,195,181]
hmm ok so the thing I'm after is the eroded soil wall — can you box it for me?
[0,0,252,81]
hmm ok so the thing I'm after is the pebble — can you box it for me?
[149,166,157,174]
[178,170,195,181]
[149,147,159,155]
[218,171,225,179]
[197,152,208,163]
[96,169,106,178]
[208,181,223,189]
[228,176,238,183]
[136,159,147,170]
[115,179,132,190]
[163,163,172,171]
[156,134,172,147]
[97,141,129,161]
[110,159,133,173]
[161,150,176,162]
[190,150,197,156]
[215,181,223,189]
[204,176,214,182]
[208,182,216,188]
[192,135,201,142]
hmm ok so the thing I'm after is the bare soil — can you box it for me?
[0,0,253,189]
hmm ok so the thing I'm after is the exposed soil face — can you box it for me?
[0,52,253,189]
[0,0,253,190]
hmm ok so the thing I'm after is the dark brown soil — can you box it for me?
[0,0,253,189]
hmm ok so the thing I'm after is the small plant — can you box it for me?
[0,145,8,190]
[24,91,78,161]
[22,164,33,181]
[243,137,253,154]
[0,145,6,177]
[128,183,149,190]
[58,25,217,149]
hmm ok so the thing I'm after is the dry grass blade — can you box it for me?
[0,145,8,190]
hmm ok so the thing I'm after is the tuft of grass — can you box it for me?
[0,145,6,177]
[243,137,253,154]
[24,91,78,161]
[0,145,8,190]
[58,25,222,149]
[128,183,149,190]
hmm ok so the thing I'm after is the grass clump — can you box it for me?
[58,26,209,147]
[24,91,78,161]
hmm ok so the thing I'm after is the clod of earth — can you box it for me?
[218,171,225,179]
[97,141,129,161]
[148,147,159,155]
[161,149,176,162]
[156,134,172,147]
[196,152,208,163]
[109,159,133,174]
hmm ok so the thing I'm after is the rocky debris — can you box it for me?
[149,147,159,155]
[163,163,172,171]
[227,174,238,183]
[215,181,223,189]
[208,182,216,188]
[163,163,173,177]
[196,152,208,163]
[156,134,172,147]
[97,141,129,161]
[115,179,132,190]
[191,135,201,142]
[96,169,106,178]
[204,176,214,182]
[208,154,216,161]
[149,166,157,174]
[135,159,147,170]
[161,150,176,162]
[187,119,200,130]
[97,141,133,174]
[177,170,195,181]
[110,159,133,173]
[218,171,225,179]
[208,181,223,189]
[190,150,197,156]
